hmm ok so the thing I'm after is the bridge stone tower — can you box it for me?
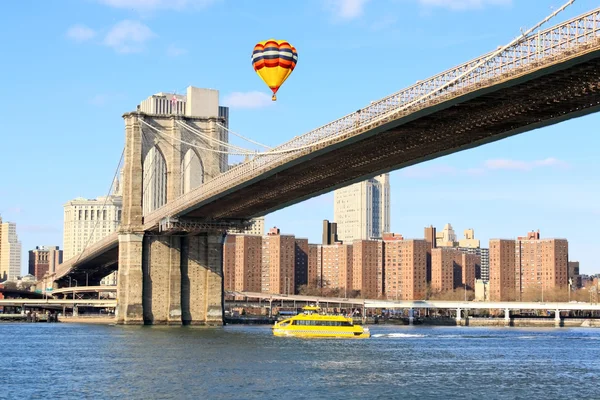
[117,87,231,325]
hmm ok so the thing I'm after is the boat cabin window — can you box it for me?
[292,320,353,327]
[279,320,291,327]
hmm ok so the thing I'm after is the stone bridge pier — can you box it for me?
[116,232,224,325]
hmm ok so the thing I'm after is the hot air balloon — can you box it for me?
[251,39,298,101]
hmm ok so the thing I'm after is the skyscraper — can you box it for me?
[63,183,123,260]
[0,216,22,281]
[333,173,390,243]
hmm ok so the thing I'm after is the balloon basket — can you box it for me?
[272,94,277,101]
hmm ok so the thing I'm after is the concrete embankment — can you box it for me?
[59,316,116,324]
[0,313,58,323]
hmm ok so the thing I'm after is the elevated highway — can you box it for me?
[230,291,600,313]
[0,299,117,308]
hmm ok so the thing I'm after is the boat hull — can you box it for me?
[272,327,370,339]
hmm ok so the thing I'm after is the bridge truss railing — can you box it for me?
[143,8,600,228]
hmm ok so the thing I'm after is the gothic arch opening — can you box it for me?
[142,145,167,216]
[181,148,204,195]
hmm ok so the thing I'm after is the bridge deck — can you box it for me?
[180,52,600,220]
[140,10,600,226]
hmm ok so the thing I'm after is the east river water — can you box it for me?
[1,324,599,399]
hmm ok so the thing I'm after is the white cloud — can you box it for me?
[103,20,156,53]
[97,0,218,11]
[416,0,512,10]
[326,0,371,21]
[222,91,273,109]
[401,157,568,178]
[167,44,188,57]
[66,24,96,42]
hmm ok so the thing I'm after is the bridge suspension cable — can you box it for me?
[138,118,257,156]
[139,117,368,156]
[215,122,272,149]
[74,147,125,265]
[174,120,259,154]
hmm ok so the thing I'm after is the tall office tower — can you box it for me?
[28,246,63,280]
[322,220,338,245]
[333,173,390,243]
[63,183,123,261]
[0,217,22,281]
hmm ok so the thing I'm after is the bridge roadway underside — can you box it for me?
[182,52,600,220]
[56,245,118,287]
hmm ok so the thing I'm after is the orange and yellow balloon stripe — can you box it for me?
[252,39,298,101]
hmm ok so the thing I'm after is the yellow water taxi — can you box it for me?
[272,305,370,339]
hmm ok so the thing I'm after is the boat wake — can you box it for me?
[372,333,427,338]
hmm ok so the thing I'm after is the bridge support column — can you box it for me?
[142,235,182,325]
[408,308,414,326]
[504,308,510,327]
[555,309,562,327]
[181,234,224,325]
[456,308,462,325]
[117,233,144,324]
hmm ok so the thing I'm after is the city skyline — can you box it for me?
[1,0,599,275]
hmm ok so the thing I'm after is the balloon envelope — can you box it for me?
[252,39,298,101]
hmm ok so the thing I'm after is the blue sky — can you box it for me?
[1,0,599,275]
